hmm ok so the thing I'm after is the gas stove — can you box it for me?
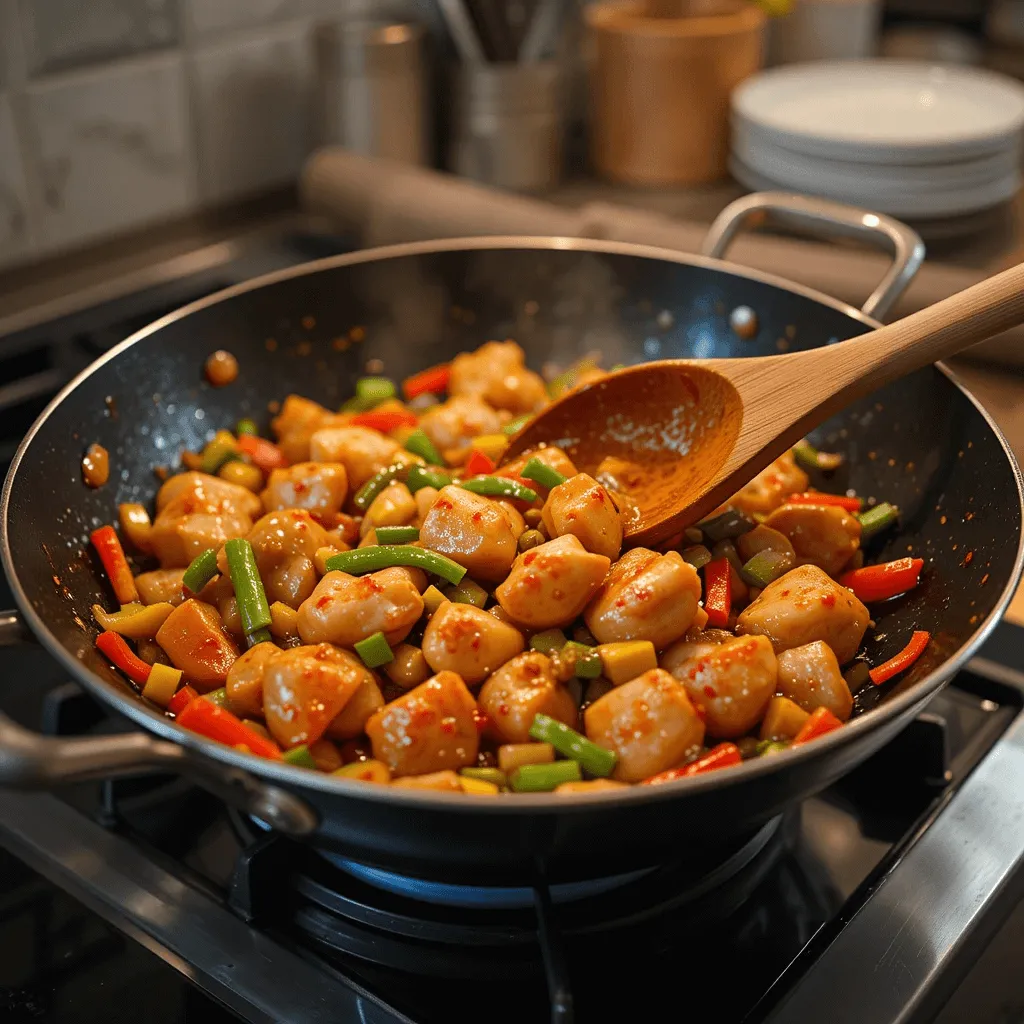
[2,225,1024,1024]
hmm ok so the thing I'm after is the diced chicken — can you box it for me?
[541,473,623,560]
[449,340,547,414]
[263,555,319,609]
[419,486,524,581]
[728,452,809,517]
[736,564,870,664]
[776,641,854,721]
[154,599,239,692]
[495,535,610,630]
[659,640,721,676]
[308,425,401,490]
[421,601,526,685]
[365,671,480,777]
[583,548,701,650]
[478,652,578,743]
[360,481,416,537]
[326,677,386,740]
[270,394,343,464]
[225,641,279,718]
[154,471,263,518]
[134,568,186,606]
[217,594,244,644]
[262,644,371,748]
[500,445,579,483]
[414,485,440,524]
[418,395,502,454]
[736,524,796,564]
[764,503,861,576]
[583,668,705,783]
[260,461,349,516]
[296,568,424,647]
[665,634,777,739]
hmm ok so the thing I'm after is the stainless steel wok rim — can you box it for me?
[2,235,1022,814]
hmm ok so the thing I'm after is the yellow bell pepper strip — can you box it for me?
[470,433,509,464]
[334,760,391,783]
[422,584,450,614]
[141,663,183,708]
[118,503,153,553]
[529,714,616,777]
[868,630,931,686]
[325,545,466,585]
[176,698,282,759]
[596,641,657,685]
[95,630,151,686]
[91,601,174,639]
[90,525,139,605]
[460,776,500,795]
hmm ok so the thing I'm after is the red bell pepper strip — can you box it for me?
[792,706,844,745]
[90,525,139,605]
[464,449,497,476]
[236,433,287,472]
[703,558,732,628]
[349,409,418,433]
[403,363,451,400]
[176,697,282,759]
[642,743,742,785]
[839,557,924,603]
[785,492,863,513]
[869,630,931,686]
[167,684,199,716]
[95,630,151,686]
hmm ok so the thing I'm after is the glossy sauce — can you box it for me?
[81,444,110,488]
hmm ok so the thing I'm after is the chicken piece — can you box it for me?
[736,524,797,564]
[659,640,721,677]
[728,452,809,517]
[776,641,854,721]
[365,671,480,777]
[217,594,244,644]
[736,564,870,664]
[326,677,386,740]
[225,642,279,718]
[270,394,342,464]
[419,486,524,581]
[263,555,319,609]
[297,568,424,647]
[154,471,262,518]
[764,503,861,577]
[584,669,705,783]
[260,461,349,516]
[308,426,401,490]
[495,535,610,630]
[263,644,371,748]
[583,548,701,650]
[449,340,547,414]
[421,601,526,686]
[418,395,503,454]
[134,568,186,606]
[667,635,778,739]
[541,473,623,560]
[500,445,578,483]
[154,599,239,692]
[415,485,440,524]
[478,652,578,743]
[360,481,417,537]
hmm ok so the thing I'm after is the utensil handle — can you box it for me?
[702,192,925,321]
[0,608,317,835]
[438,0,487,62]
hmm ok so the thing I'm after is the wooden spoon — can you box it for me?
[504,262,1024,548]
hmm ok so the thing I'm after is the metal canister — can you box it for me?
[314,20,430,166]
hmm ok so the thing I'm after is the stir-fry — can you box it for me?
[88,341,929,795]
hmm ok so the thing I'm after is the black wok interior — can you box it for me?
[3,242,1021,883]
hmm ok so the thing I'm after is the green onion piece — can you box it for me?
[459,476,538,503]
[406,465,451,493]
[740,549,794,588]
[353,464,404,511]
[858,502,899,540]
[521,457,567,490]
[444,578,489,608]
[460,767,507,788]
[529,713,616,776]
[699,508,756,543]
[793,439,844,473]
[356,376,396,405]
[340,395,375,413]
[843,660,872,691]
[224,538,272,637]
[248,627,273,647]
[376,525,419,544]
[205,687,229,707]
[235,418,258,436]
[404,428,443,466]
[325,545,466,585]
[756,739,790,757]
[529,628,567,655]
[183,548,219,595]
[561,641,603,679]
[681,544,712,571]
[354,630,394,668]
[509,760,583,792]
[518,529,545,553]
[503,414,532,436]
[201,436,239,475]
[283,744,318,769]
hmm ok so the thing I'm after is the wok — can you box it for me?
[1,193,1022,886]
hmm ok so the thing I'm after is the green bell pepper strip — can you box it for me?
[699,508,756,543]
[325,545,466,585]
[458,476,538,503]
[354,631,394,669]
[224,538,272,638]
[503,413,532,436]
[355,376,396,405]
[739,549,794,588]
[529,713,617,777]
[403,428,443,466]
[444,578,489,608]
[858,502,899,540]
[681,544,712,571]
[283,744,318,769]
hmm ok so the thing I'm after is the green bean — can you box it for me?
[509,760,582,792]
[529,714,616,777]
[793,439,844,472]
[375,525,419,545]
[182,548,218,595]
[406,465,451,493]
[224,539,272,638]
[560,641,603,679]
[247,627,273,647]
[403,428,443,466]
[858,502,899,540]
[458,476,538,503]
[324,545,466,585]
[444,578,489,608]
[353,464,404,511]
[354,631,394,668]
[520,457,567,490]
[460,767,507,788]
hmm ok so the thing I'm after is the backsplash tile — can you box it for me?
[26,54,195,251]
[185,0,318,39]
[189,20,313,205]
[0,93,35,267]
[18,0,180,75]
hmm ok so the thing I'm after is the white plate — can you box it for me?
[732,61,1024,164]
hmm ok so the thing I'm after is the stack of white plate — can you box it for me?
[730,61,1024,220]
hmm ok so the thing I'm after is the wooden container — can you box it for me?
[586,0,765,185]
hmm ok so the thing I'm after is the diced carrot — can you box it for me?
[792,706,843,745]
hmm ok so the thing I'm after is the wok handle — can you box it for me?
[0,608,318,836]
[701,192,926,322]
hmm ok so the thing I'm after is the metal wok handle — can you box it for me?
[0,609,318,835]
[701,192,926,322]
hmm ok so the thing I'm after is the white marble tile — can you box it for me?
[189,20,313,204]
[0,92,35,267]
[25,54,195,251]
[185,0,320,39]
